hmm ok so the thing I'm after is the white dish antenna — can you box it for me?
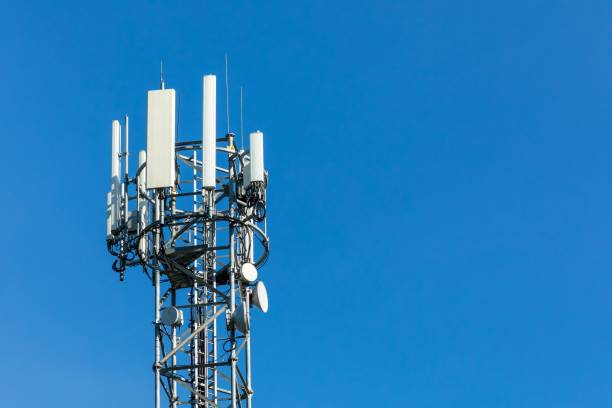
[239,262,258,283]
[251,281,269,313]
[232,304,249,333]
[160,306,184,327]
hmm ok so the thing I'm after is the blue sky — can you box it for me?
[2,0,612,406]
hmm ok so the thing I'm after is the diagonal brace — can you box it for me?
[157,305,226,366]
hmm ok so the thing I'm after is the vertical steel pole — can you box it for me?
[169,177,177,407]
[208,172,218,406]
[245,290,252,408]
[191,285,199,404]
[228,153,238,408]
[171,289,178,408]
[154,194,161,408]
[245,218,254,407]
[190,151,202,408]
[154,74,163,408]
[230,224,237,408]
[205,188,218,406]
[211,198,218,406]
[192,151,202,407]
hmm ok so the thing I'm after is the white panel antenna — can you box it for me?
[106,192,112,239]
[203,75,217,190]
[111,120,121,231]
[250,131,264,183]
[138,150,148,256]
[242,161,252,192]
[146,89,176,189]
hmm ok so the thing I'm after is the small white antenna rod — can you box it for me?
[225,53,230,134]
[240,86,244,149]
[160,60,165,90]
[124,115,129,177]
[123,115,129,232]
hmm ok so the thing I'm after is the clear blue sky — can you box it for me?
[1,1,612,406]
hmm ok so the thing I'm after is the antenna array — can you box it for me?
[105,72,270,408]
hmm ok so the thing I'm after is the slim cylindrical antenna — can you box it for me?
[160,60,165,90]
[124,115,129,178]
[111,120,121,231]
[138,150,148,256]
[106,192,112,239]
[203,74,217,190]
[111,120,121,185]
[123,115,129,226]
[240,86,244,149]
[225,53,230,134]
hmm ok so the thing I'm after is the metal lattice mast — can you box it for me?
[106,73,270,408]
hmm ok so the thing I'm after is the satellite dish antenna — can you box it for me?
[251,281,269,313]
[239,262,258,283]
[232,304,249,333]
[160,306,184,327]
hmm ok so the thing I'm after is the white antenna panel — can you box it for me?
[106,192,112,239]
[146,89,176,189]
[138,150,148,255]
[243,161,251,186]
[111,120,121,184]
[250,131,264,183]
[203,75,217,190]
[111,120,121,231]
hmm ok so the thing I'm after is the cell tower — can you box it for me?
[105,72,270,408]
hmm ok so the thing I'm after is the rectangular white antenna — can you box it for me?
[124,115,129,179]
[203,74,217,190]
[111,120,121,231]
[106,192,112,239]
[138,150,148,256]
[250,131,264,183]
[243,161,251,186]
[123,115,129,226]
[146,89,176,189]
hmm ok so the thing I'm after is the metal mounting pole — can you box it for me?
[154,193,161,408]
[246,220,254,407]
[171,289,178,408]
